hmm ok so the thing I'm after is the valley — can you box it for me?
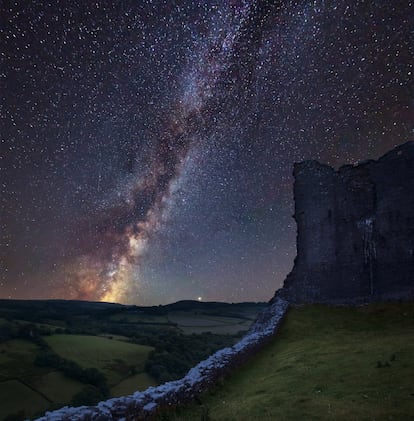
[0,299,265,420]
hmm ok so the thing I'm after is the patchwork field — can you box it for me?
[45,334,154,386]
[0,336,156,419]
[168,313,252,334]
[164,302,414,420]
[32,371,84,404]
[109,313,170,324]
[0,339,46,380]
[110,372,157,397]
[0,379,50,421]
[0,299,264,419]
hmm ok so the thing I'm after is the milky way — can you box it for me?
[1,1,412,304]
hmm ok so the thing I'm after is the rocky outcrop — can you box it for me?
[37,299,289,420]
[276,141,414,304]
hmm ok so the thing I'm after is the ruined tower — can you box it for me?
[276,141,414,304]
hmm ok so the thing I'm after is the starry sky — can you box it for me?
[1,0,412,305]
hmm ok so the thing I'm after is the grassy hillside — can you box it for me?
[163,302,414,420]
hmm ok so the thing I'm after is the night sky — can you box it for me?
[1,0,412,305]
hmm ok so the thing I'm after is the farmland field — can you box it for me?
[0,336,156,419]
[0,339,47,380]
[109,313,170,324]
[0,299,265,419]
[169,313,252,334]
[32,371,85,404]
[110,372,157,397]
[0,379,50,420]
[45,334,154,385]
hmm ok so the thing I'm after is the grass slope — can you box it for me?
[163,302,414,420]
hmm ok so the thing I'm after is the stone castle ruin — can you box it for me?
[276,141,414,304]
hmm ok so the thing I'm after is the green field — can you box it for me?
[45,334,154,386]
[0,299,264,419]
[168,313,252,335]
[0,379,50,420]
[0,339,47,380]
[109,313,170,324]
[110,372,157,397]
[0,335,156,419]
[107,304,262,335]
[163,302,414,420]
[32,371,84,404]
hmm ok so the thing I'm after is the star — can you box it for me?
[1,0,411,304]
